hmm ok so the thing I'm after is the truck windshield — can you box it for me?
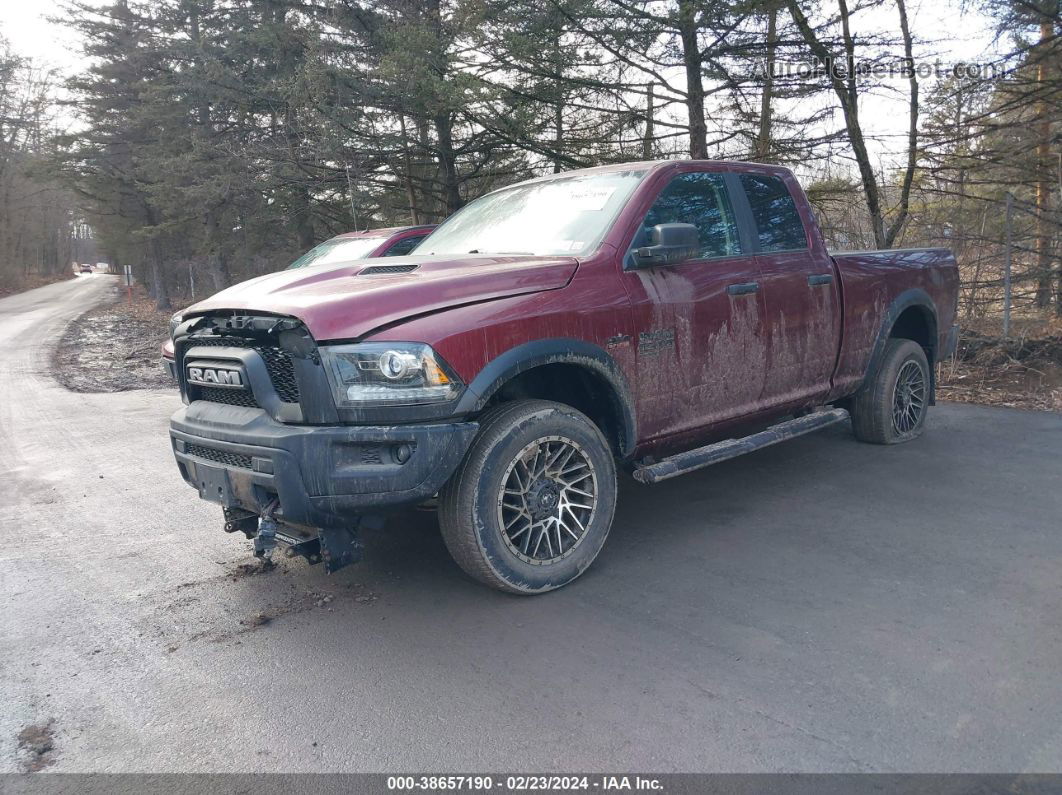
[420,170,646,257]
[287,237,386,269]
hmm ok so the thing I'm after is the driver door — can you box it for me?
[620,170,769,440]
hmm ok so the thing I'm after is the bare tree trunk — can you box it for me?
[292,183,315,251]
[953,80,968,264]
[188,6,230,291]
[678,0,708,159]
[787,0,887,247]
[399,115,421,225]
[552,26,565,174]
[416,117,435,219]
[1056,149,1062,315]
[150,239,170,312]
[1034,16,1053,309]
[206,248,229,292]
[754,6,777,161]
[553,94,564,174]
[204,207,231,291]
[643,82,655,159]
[883,0,919,247]
[433,113,463,214]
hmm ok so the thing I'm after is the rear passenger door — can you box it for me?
[737,173,841,408]
[621,170,769,438]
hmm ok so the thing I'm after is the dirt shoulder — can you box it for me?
[54,286,173,392]
[0,271,76,298]
[937,321,1062,413]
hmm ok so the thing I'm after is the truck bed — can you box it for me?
[829,247,959,399]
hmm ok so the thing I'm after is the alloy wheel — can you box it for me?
[496,435,598,565]
[892,359,926,435]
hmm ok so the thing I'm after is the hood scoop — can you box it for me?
[359,263,419,276]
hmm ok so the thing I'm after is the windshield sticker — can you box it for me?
[564,186,615,211]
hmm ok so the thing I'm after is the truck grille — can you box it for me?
[184,336,300,404]
[183,442,253,470]
[196,386,259,408]
[256,345,300,403]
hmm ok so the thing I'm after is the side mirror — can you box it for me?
[631,223,700,268]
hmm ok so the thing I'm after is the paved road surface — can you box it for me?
[2,276,1061,773]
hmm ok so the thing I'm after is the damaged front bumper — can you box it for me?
[170,401,478,567]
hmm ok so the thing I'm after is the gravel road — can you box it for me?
[3,275,1061,773]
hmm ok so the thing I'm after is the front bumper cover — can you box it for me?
[170,401,477,528]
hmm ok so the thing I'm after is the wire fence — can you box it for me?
[815,186,1062,337]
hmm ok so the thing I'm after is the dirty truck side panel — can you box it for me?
[756,247,842,409]
[609,162,772,441]
[752,169,843,410]
[829,248,959,400]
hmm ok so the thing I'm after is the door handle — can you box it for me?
[727,282,759,296]
[808,273,834,286]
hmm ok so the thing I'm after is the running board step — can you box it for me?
[633,408,850,484]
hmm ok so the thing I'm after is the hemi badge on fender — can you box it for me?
[638,328,675,355]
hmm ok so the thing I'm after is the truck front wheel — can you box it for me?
[850,338,931,444]
[439,400,617,594]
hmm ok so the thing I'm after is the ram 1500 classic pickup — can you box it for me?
[168,160,959,594]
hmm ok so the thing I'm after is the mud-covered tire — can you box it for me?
[439,399,617,594]
[850,338,931,444]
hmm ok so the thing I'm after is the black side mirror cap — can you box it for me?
[631,223,700,268]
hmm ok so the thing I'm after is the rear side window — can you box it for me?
[640,172,742,258]
[383,235,425,256]
[739,174,807,252]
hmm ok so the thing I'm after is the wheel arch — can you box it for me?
[861,288,939,401]
[454,339,637,459]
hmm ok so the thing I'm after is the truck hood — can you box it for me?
[184,254,578,341]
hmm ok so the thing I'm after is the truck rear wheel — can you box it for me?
[850,338,930,445]
[439,399,617,594]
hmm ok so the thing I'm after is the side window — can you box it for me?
[739,175,807,252]
[383,235,424,256]
[640,172,742,259]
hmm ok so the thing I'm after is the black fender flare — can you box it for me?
[454,338,638,457]
[860,287,939,401]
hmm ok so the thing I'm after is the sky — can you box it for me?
[846,1,1002,165]
[0,0,1008,164]
[1,0,81,76]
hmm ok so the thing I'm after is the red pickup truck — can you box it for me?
[286,225,437,266]
[168,160,958,594]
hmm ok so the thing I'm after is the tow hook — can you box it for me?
[252,499,281,561]
[223,507,259,538]
[254,516,279,561]
[239,502,374,574]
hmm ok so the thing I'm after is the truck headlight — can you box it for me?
[169,313,183,339]
[320,342,462,406]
